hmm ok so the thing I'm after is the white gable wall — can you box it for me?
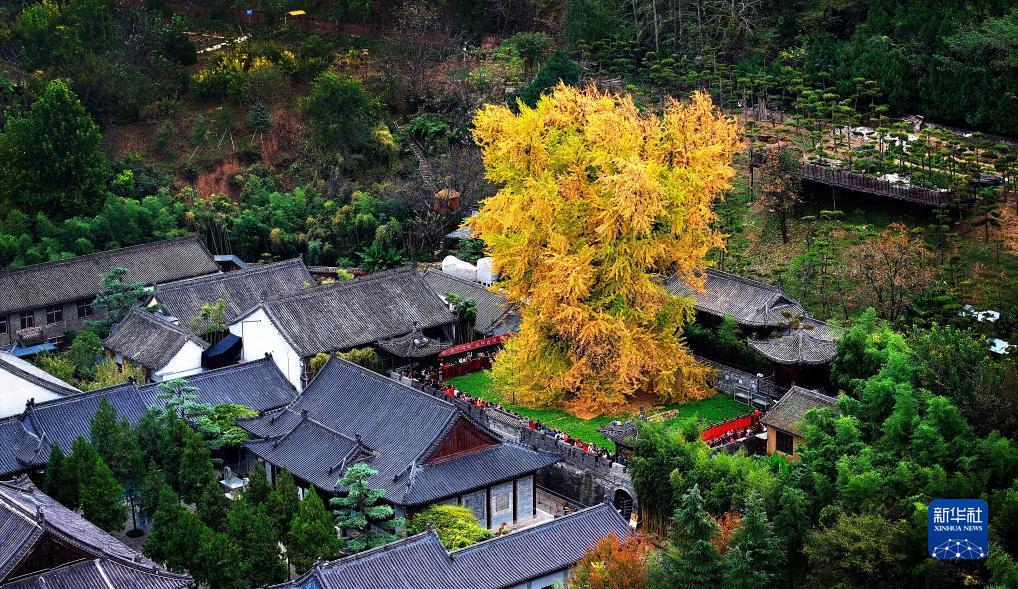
[229,308,304,391]
[0,371,64,417]
[152,340,205,382]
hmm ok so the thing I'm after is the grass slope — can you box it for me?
[447,371,750,450]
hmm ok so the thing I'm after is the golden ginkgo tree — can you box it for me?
[469,84,743,416]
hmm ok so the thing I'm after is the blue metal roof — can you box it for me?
[4,343,57,358]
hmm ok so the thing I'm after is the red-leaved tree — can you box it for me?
[567,533,653,589]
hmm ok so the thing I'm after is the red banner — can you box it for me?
[701,414,757,441]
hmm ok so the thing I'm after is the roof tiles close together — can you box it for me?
[0,358,296,478]
[760,386,838,437]
[102,309,209,372]
[0,236,218,316]
[274,503,629,589]
[236,268,456,358]
[153,258,313,330]
[239,358,559,506]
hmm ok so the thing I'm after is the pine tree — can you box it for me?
[195,528,246,589]
[724,490,785,588]
[657,484,722,589]
[288,488,339,573]
[166,509,207,573]
[248,101,272,133]
[159,410,189,486]
[228,500,288,586]
[331,463,403,553]
[774,486,810,560]
[79,447,126,532]
[266,468,300,542]
[143,484,184,565]
[0,80,109,219]
[196,477,230,530]
[42,444,74,507]
[90,397,120,462]
[245,461,272,506]
[177,428,214,504]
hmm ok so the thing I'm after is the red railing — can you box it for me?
[700,412,759,442]
[440,357,492,380]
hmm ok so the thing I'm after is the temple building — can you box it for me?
[0,477,192,588]
[271,503,629,589]
[228,269,458,389]
[239,357,560,529]
[0,358,297,479]
[0,351,78,418]
[665,268,839,391]
[102,308,210,382]
[760,386,838,459]
[0,236,218,351]
[149,258,313,333]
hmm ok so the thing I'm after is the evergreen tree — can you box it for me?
[194,527,246,589]
[774,486,810,560]
[42,444,74,507]
[138,467,167,520]
[248,101,272,133]
[65,436,98,508]
[265,468,300,542]
[724,491,785,587]
[159,409,189,486]
[90,398,120,463]
[0,80,109,218]
[196,477,230,530]
[135,408,164,469]
[656,485,722,589]
[166,509,207,573]
[227,500,288,586]
[143,484,184,565]
[78,447,125,532]
[331,463,403,553]
[245,461,272,506]
[90,268,148,328]
[288,488,339,573]
[177,428,214,503]
[118,420,146,531]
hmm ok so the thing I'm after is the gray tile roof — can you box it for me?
[1,558,193,589]
[137,358,297,412]
[420,269,515,336]
[0,236,218,315]
[664,268,805,327]
[153,258,313,330]
[375,328,449,358]
[246,418,366,491]
[237,269,456,358]
[102,309,209,372]
[240,358,559,506]
[275,503,630,589]
[748,319,839,365]
[760,386,837,437]
[0,352,79,397]
[0,477,180,584]
[0,359,297,477]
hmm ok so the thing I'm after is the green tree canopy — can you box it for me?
[331,463,403,553]
[288,488,340,573]
[406,504,492,549]
[0,80,109,219]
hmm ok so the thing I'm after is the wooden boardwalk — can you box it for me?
[803,163,955,206]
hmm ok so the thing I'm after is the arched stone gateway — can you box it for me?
[613,488,634,520]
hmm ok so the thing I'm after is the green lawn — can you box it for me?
[446,371,750,450]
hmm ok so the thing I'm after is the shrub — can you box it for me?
[406,505,492,549]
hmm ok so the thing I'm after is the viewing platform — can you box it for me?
[802,163,955,206]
